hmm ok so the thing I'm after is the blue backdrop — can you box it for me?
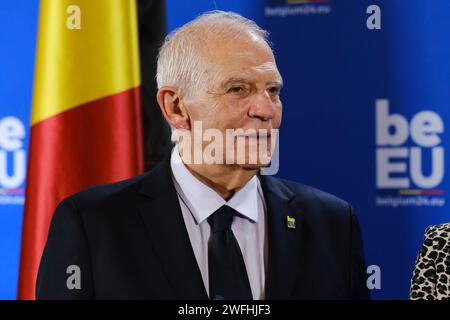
[0,0,448,299]
[0,1,38,300]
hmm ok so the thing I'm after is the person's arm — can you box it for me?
[409,226,437,300]
[36,198,94,299]
[349,205,370,299]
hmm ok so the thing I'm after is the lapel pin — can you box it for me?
[287,216,296,229]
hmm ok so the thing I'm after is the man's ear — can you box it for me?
[156,87,191,130]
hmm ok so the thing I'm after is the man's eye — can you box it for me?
[228,86,244,94]
[268,86,281,95]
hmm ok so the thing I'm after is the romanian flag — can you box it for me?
[18,0,144,299]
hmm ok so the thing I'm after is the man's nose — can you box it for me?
[247,91,277,121]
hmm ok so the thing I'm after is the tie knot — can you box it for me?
[208,205,238,233]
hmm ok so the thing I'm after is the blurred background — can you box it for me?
[0,0,449,299]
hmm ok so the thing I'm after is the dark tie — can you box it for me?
[207,205,253,300]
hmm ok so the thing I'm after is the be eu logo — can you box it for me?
[375,99,445,207]
[0,116,26,205]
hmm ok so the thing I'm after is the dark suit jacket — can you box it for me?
[36,156,370,299]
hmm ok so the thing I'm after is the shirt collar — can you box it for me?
[170,145,259,225]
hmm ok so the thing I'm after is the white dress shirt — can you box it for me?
[170,145,268,300]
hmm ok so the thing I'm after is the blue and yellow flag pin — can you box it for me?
[287,216,296,229]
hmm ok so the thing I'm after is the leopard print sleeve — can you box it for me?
[410,223,450,300]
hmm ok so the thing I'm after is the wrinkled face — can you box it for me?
[181,34,283,169]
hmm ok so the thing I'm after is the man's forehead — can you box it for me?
[219,62,283,85]
[252,61,281,75]
[202,35,282,86]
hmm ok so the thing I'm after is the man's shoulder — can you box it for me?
[61,171,151,212]
[263,175,352,216]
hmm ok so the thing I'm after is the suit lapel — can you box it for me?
[259,175,302,299]
[138,157,208,299]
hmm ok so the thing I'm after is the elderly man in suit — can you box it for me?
[37,10,369,300]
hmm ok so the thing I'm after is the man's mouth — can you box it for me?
[232,130,272,138]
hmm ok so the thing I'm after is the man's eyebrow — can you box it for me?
[221,77,251,87]
[269,77,283,87]
[221,76,283,87]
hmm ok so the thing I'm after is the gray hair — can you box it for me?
[156,10,270,97]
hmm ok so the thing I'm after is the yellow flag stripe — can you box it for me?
[31,0,141,125]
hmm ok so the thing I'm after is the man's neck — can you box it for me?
[184,163,258,201]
